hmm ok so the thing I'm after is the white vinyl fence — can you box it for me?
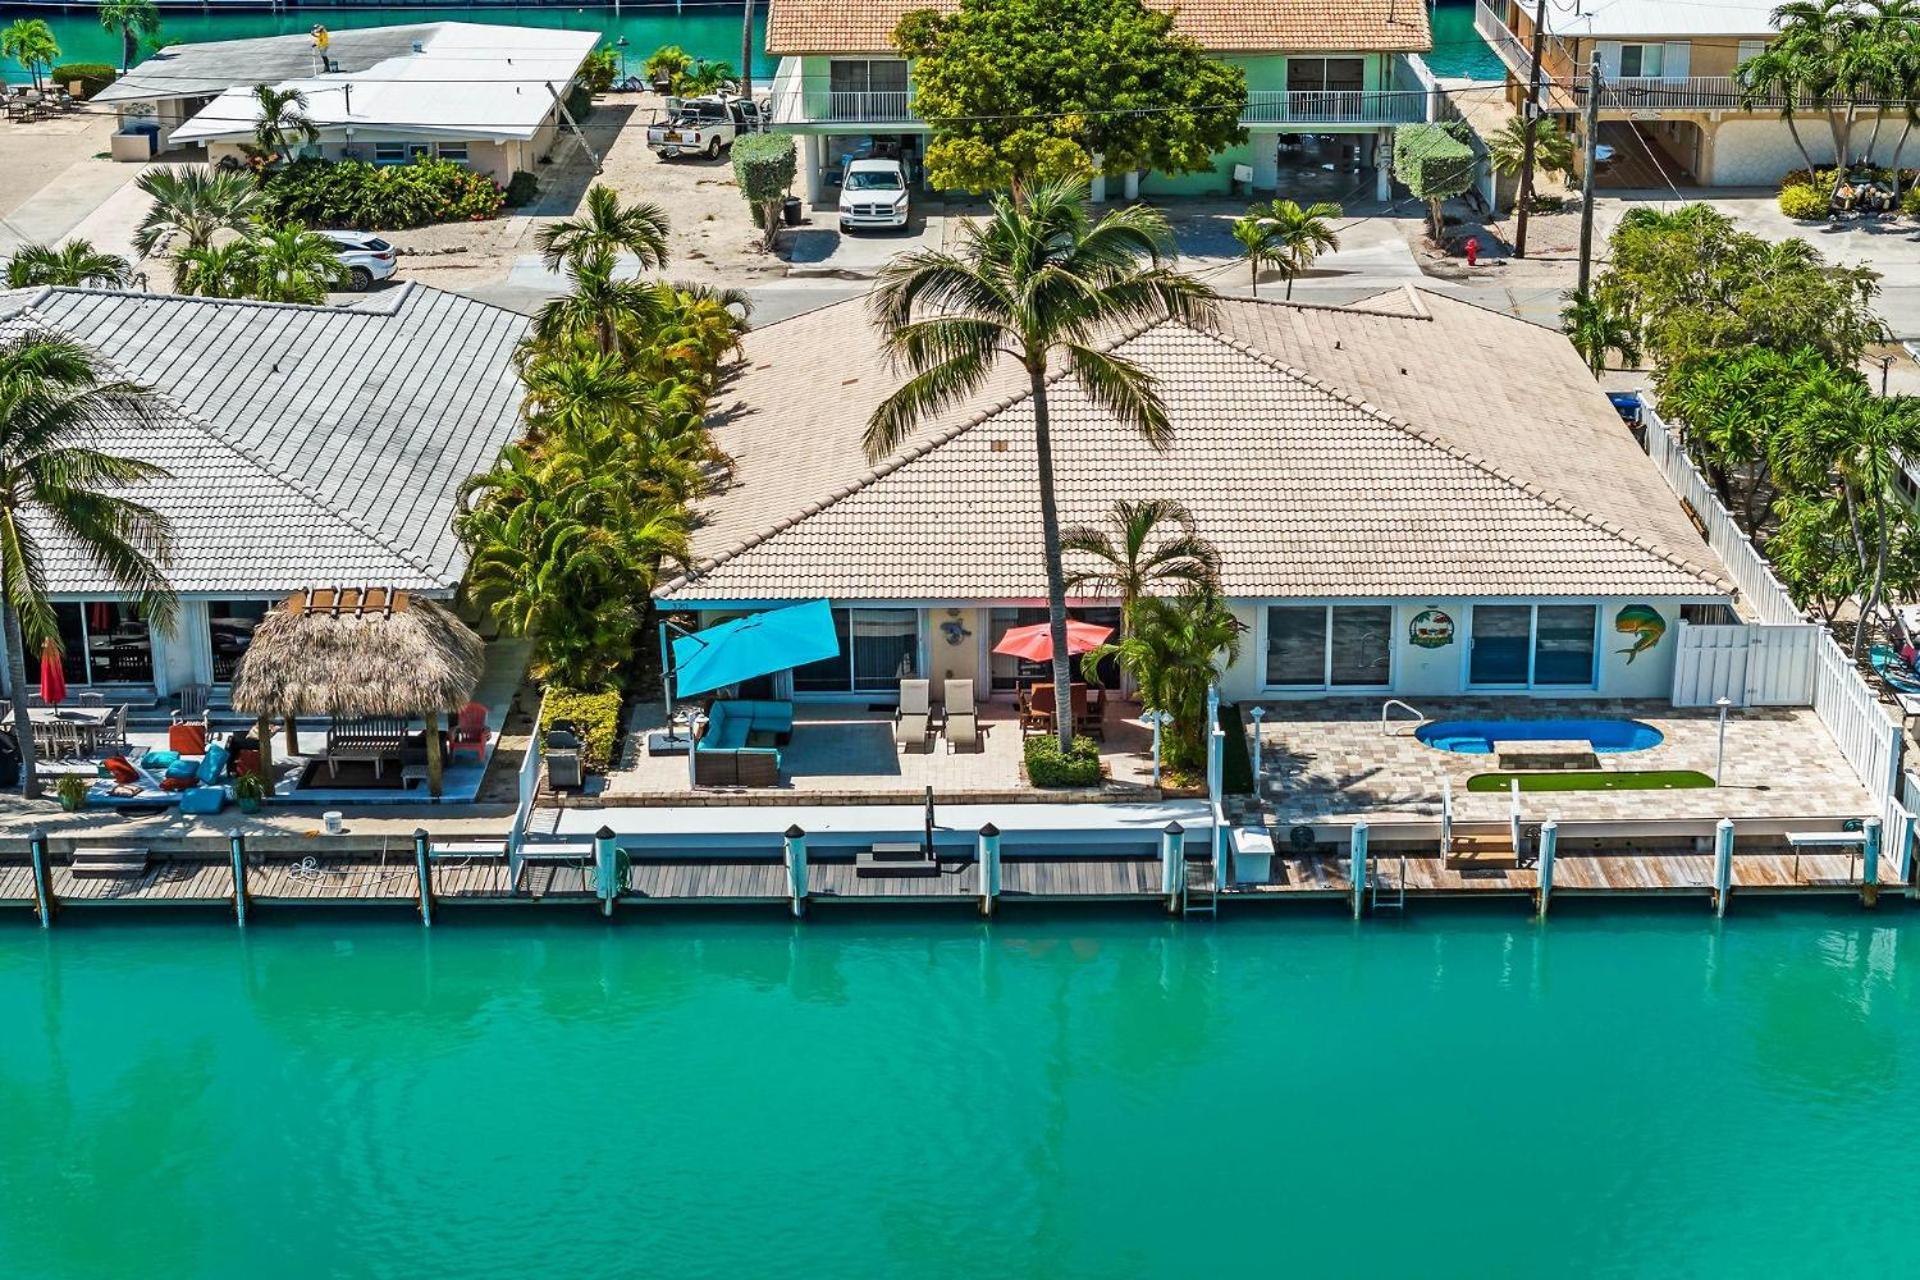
[1670,621,1818,707]
[1644,408,1911,878]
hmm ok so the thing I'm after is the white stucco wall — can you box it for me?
[1706,116,1910,186]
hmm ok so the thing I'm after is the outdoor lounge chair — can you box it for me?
[895,678,932,752]
[943,678,979,753]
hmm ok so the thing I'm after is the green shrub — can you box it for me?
[504,170,540,208]
[262,157,504,230]
[581,45,619,93]
[1024,735,1103,787]
[565,84,593,123]
[1904,185,1920,218]
[542,686,624,770]
[50,63,114,98]
[1778,183,1829,220]
[644,44,693,92]
[732,131,796,248]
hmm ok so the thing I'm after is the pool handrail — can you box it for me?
[1381,699,1425,736]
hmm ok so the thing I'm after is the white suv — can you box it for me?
[839,158,910,233]
[319,230,398,291]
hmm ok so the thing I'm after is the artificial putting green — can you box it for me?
[1466,770,1716,793]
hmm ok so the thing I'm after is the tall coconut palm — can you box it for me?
[1560,288,1642,376]
[1248,198,1342,301]
[133,167,268,287]
[864,178,1216,749]
[5,240,131,290]
[1082,589,1242,773]
[0,333,176,796]
[247,224,348,303]
[1061,498,1220,637]
[96,0,158,75]
[537,184,672,273]
[248,84,318,165]
[1868,0,1920,193]
[1,19,59,94]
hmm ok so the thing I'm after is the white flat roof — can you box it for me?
[1545,0,1778,38]
[170,22,598,145]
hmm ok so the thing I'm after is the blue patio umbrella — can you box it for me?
[671,599,841,697]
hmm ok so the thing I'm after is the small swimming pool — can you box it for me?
[1416,718,1664,754]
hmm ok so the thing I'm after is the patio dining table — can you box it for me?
[27,705,115,757]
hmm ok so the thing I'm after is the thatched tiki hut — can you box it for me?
[230,588,486,797]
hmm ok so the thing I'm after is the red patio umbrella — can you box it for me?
[38,639,66,707]
[992,619,1113,662]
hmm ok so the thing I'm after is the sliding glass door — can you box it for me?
[1470,603,1598,688]
[791,607,920,694]
[1468,605,1532,686]
[1264,604,1392,690]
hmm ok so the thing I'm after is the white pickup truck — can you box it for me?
[646,93,765,160]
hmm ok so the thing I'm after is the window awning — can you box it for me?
[671,599,841,697]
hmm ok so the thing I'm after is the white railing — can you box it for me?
[1473,1,1533,79]
[507,690,547,864]
[1240,89,1429,126]
[1570,75,1806,111]
[765,87,915,126]
[1643,406,1903,809]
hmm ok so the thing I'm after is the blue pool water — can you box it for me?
[1417,718,1665,754]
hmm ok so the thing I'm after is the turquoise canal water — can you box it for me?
[0,4,776,80]
[2,2,1499,87]
[5,908,1920,1277]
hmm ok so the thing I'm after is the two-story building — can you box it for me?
[765,0,1439,203]
[1475,0,1895,187]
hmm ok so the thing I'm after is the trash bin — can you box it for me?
[0,728,18,789]
[782,195,803,226]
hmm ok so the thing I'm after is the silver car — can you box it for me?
[318,230,398,291]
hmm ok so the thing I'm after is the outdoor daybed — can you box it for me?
[693,699,792,786]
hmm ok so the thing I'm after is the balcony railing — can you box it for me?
[1473,0,1533,79]
[1240,88,1430,126]
[766,88,915,126]
[1570,75,1804,111]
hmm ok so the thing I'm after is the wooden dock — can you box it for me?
[0,840,1909,925]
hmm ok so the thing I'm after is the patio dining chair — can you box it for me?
[894,678,932,752]
[943,679,980,753]
[76,691,105,707]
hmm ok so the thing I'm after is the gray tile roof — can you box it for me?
[93,24,443,104]
[2,283,529,592]
[662,295,1734,603]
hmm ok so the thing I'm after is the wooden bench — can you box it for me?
[326,716,409,779]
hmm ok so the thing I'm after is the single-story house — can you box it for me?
[93,21,596,183]
[656,287,1739,703]
[0,280,529,697]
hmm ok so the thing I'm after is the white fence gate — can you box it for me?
[1670,621,1818,707]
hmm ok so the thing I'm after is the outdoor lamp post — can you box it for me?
[1715,696,1732,785]
[1148,710,1174,786]
[1248,705,1266,789]
[615,36,629,81]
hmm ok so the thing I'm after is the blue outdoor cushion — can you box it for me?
[165,760,200,780]
[179,786,226,815]
[707,718,750,750]
[198,742,229,785]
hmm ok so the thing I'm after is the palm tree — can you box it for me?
[0,333,176,796]
[537,184,671,274]
[5,240,131,290]
[133,167,268,287]
[247,225,347,303]
[1248,198,1341,300]
[1230,212,1274,295]
[175,239,257,299]
[1869,0,1920,193]
[1,19,59,94]
[246,84,318,166]
[532,247,669,358]
[1560,289,1642,376]
[96,0,158,75]
[1742,0,1865,191]
[1061,498,1220,637]
[1487,115,1574,186]
[864,178,1216,749]
[1082,589,1242,773]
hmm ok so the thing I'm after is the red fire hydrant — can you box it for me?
[1464,236,1480,267]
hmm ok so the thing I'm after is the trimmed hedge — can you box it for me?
[50,63,115,98]
[1778,184,1828,220]
[1025,734,1102,787]
[262,157,504,230]
[543,686,624,771]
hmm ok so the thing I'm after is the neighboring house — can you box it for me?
[1474,0,1897,187]
[92,22,595,184]
[0,281,529,696]
[764,0,1439,202]
[658,289,1739,705]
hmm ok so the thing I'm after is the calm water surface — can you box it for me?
[3,907,1917,1278]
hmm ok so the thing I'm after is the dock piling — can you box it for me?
[413,828,434,927]
[1160,821,1185,913]
[28,827,53,928]
[977,823,1000,917]
[1713,818,1735,917]
[1350,821,1369,920]
[229,829,248,927]
[1862,816,1882,908]
[594,826,620,917]
[783,825,808,918]
[1535,819,1557,918]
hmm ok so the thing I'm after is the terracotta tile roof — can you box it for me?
[766,0,1433,55]
[661,292,1732,604]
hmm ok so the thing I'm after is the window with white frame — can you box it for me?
[1617,43,1665,78]
[436,142,469,165]
[1468,603,1598,687]
[1264,605,1392,689]
[372,142,407,165]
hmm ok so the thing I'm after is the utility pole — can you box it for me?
[1513,0,1550,259]
[1576,51,1602,294]
[740,0,754,104]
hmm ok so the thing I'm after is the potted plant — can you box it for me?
[232,771,268,815]
[55,774,88,812]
